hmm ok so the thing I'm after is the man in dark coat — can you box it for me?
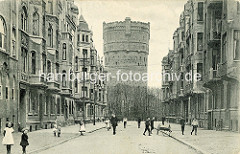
[162,116,166,125]
[180,117,185,135]
[138,117,141,128]
[150,117,155,134]
[110,114,118,135]
[143,118,151,136]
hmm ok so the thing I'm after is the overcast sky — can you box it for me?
[75,0,187,88]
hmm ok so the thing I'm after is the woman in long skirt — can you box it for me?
[79,120,86,135]
[2,122,14,154]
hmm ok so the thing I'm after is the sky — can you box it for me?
[75,0,187,88]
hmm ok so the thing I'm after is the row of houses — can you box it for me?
[0,0,107,132]
[161,0,240,132]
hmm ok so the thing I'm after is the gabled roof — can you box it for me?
[77,15,89,31]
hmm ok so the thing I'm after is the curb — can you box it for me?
[29,126,105,154]
[160,131,209,154]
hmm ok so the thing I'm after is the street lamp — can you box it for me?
[93,83,99,125]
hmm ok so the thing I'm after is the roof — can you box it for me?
[77,15,89,31]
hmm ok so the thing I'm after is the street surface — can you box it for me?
[39,121,197,154]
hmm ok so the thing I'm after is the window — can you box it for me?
[56,50,59,60]
[82,34,85,42]
[47,24,53,47]
[47,60,51,74]
[77,34,80,42]
[69,45,73,64]
[86,35,89,42]
[197,33,203,51]
[83,49,87,58]
[197,2,203,21]
[233,30,240,60]
[12,29,16,56]
[62,70,66,87]
[51,96,55,114]
[57,98,60,114]
[22,48,28,73]
[48,1,53,14]
[33,12,39,35]
[197,63,203,81]
[0,16,6,49]
[222,34,227,63]
[91,56,94,65]
[42,54,46,73]
[99,92,101,101]
[75,79,78,93]
[82,67,87,72]
[5,87,8,99]
[62,43,66,60]
[21,8,27,31]
[31,52,36,74]
[75,56,78,71]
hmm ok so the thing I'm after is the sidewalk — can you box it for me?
[158,122,240,154]
[0,122,105,154]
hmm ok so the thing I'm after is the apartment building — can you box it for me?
[162,0,240,132]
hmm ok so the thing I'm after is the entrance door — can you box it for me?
[208,112,212,130]
[19,89,27,129]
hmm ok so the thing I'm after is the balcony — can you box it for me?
[29,75,46,86]
[61,87,72,96]
[20,72,29,83]
[47,81,60,91]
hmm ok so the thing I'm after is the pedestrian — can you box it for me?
[2,122,14,154]
[57,123,61,137]
[162,116,166,125]
[180,117,185,135]
[20,128,29,154]
[105,118,111,131]
[150,117,155,134]
[110,114,118,135]
[53,122,58,137]
[123,117,127,128]
[138,117,141,128]
[79,120,86,136]
[191,118,199,135]
[143,118,151,136]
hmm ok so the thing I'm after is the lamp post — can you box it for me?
[93,83,99,125]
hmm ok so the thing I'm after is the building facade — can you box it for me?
[162,0,240,132]
[0,0,107,132]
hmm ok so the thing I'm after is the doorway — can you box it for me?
[208,112,212,130]
[19,89,27,129]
